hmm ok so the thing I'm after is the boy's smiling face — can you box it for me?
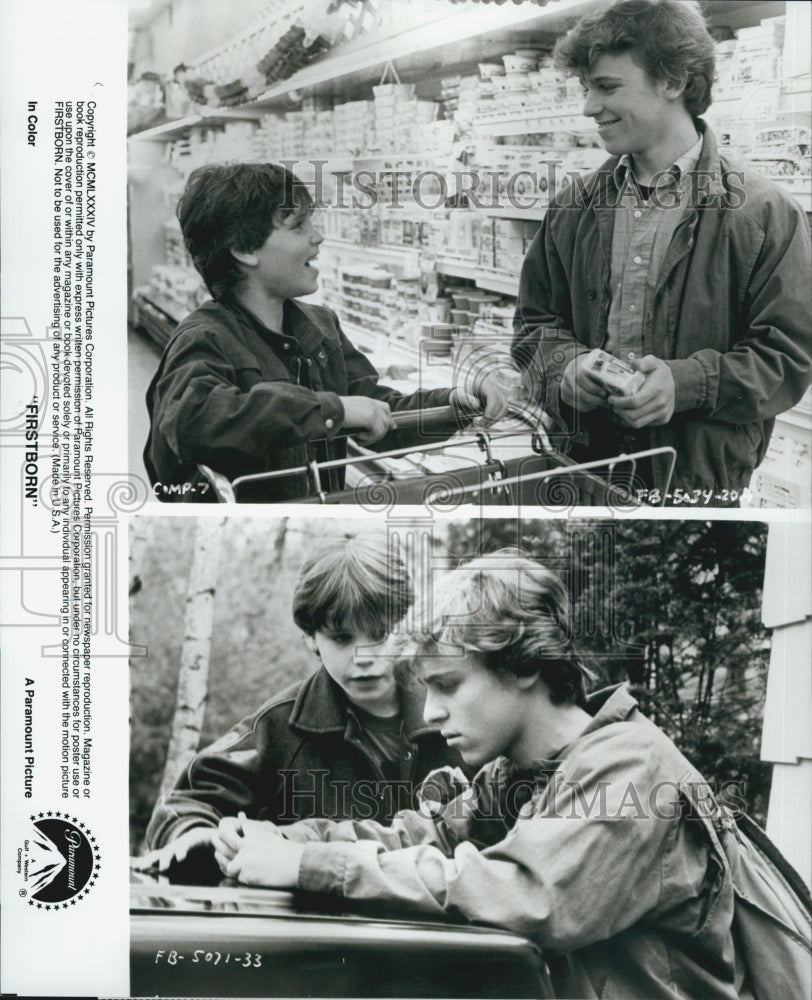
[418,651,529,768]
[580,51,683,164]
[240,205,323,302]
[310,625,398,718]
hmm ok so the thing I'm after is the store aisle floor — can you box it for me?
[129,326,159,487]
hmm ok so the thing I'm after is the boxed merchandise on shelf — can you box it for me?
[710,18,801,135]
[166,120,260,175]
[747,124,811,185]
[162,219,192,270]
[334,264,417,339]
[734,16,786,52]
[332,100,373,155]
[751,388,812,508]
[370,89,440,153]
[424,211,479,260]
[325,258,426,346]
[733,21,785,85]
[476,216,539,274]
[141,264,206,321]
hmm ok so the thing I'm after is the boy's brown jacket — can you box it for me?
[146,667,463,848]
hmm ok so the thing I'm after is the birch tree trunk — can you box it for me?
[158,516,226,800]
[272,517,288,568]
[129,518,149,597]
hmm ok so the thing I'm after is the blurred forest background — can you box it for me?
[129,516,771,853]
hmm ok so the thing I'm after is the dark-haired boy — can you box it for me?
[145,162,511,502]
[137,532,464,872]
[512,0,811,504]
[211,550,799,998]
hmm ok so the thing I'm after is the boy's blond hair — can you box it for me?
[404,550,592,706]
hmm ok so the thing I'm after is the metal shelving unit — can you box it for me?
[130,108,263,142]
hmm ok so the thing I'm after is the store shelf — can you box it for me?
[476,205,548,221]
[346,154,436,166]
[127,2,601,146]
[474,113,592,138]
[474,271,521,297]
[248,0,596,109]
[325,242,523,298]
[134,289,186,326]
[322,238,423,265]
[435,258,479,283]
[435,257,520,296]
[130,108,264,142]
[340,320,452,384]
[127,1,603,143]
[714,73,812,120]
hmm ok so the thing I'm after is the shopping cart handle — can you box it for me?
[389,404,480,431]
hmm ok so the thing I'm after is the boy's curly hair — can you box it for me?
[554,0,716,119]
[401,550,593,707]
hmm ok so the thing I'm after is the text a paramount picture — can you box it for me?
[1,0,812,998]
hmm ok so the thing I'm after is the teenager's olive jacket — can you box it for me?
[512,123,812,496]
[286,686,761,999]
[146,668,462,849]
[145,298,458,502]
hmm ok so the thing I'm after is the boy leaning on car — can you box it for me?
[213,552,811,1000]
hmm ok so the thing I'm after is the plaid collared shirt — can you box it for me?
[605,133,704,362]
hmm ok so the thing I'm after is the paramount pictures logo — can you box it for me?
[17,813,100,909]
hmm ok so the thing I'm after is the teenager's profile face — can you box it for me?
[242,204,323,302]
[580,51,681,162]
[310,625,398,718]
[419,652,526,768]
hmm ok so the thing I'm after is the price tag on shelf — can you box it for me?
[738,83,781,121]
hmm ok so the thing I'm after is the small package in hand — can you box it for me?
[583,349,645,396]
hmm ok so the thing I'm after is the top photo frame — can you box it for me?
[127,0,812,511]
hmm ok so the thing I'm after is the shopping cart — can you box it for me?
[198,405,677,508]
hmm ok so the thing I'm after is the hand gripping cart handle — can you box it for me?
[197,405,677,507]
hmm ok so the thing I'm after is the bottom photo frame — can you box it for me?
[127,514,811,1000]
